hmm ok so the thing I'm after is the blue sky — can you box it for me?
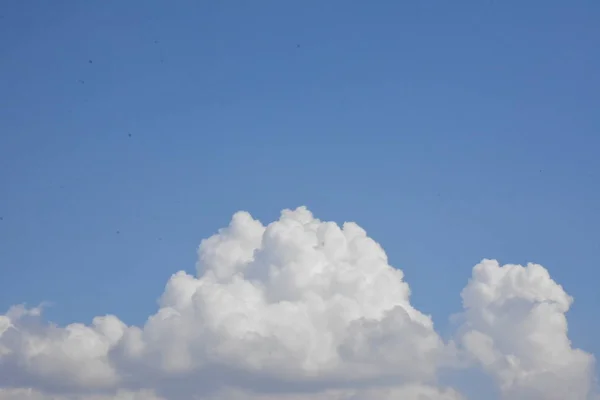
[1,0,599,389]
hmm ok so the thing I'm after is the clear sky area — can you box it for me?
[1,2,599,399]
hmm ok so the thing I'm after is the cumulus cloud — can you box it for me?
[455,259,596,400]
[0,207,596,399]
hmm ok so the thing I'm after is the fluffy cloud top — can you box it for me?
[457,259,596,399]
[0,207,596,399]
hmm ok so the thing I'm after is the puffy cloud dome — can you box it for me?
[0,208,595,400]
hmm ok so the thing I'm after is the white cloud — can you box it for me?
[0,207,596,399]
[455,259,596,400]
